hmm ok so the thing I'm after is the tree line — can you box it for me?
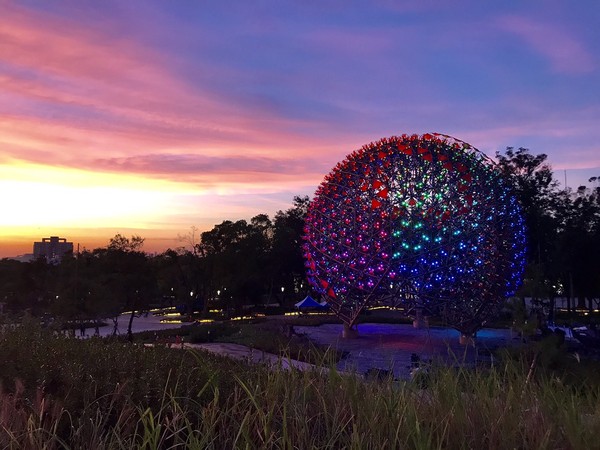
[0,197,310,333]
[496,148,600,320]
[0,148,599,329]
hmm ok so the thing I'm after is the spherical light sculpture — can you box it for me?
[303,133,526,337]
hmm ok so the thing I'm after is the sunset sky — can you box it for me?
[1,1,599,257]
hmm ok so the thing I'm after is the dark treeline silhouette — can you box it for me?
[0,196,311,329]
[1,148,599,327]
[496,147,600,320]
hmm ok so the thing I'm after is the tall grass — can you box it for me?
[1,325,599,449]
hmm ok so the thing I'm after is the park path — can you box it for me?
[151,323,516,379]
[183,342,318,372]
[295,323,515,378]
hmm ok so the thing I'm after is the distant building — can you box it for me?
[33,236,73,262]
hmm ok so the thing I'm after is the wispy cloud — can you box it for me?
[89,153,327,188]
[495,15,596,74]
[0,3,332,164]
[92,153,314,174]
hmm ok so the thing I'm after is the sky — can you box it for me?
[1,0,599,257]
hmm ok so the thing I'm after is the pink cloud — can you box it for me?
[2,3,598,194]
[0,4,338,165]
[92,153,316,174]
[0,113,334,192]
[87,153,328,188]
[495,15,596,74]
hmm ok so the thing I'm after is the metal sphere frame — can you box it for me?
[302,133,526,336]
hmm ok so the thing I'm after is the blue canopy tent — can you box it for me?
[295,296,329,310]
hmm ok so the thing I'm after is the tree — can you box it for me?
[51,252,115,330]
[96,235,156,340]
[0,259,52,314]
[496,148,559,267]
[497,148,600,323]
[107,234,145,252]
[199,218,273,312]
[556,180,600,312]
[22,257,55,314]
[153,249,208,315]
[271,196,310,305]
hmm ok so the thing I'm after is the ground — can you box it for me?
[295,323,515,378]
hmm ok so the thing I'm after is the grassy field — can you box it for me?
[1,324,599,449]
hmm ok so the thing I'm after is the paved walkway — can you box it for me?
[160,323,517,380]
[183,342,317,372]
[295,323,516,379]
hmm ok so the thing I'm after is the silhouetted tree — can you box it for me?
[94,236,156,340]
[199,218,273,312]
[271,195,310,305]
[556,180,600,312]
[107,234,145,252]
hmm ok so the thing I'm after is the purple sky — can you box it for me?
[1,0,599,255]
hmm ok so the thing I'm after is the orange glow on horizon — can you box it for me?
[0,159,316,258]
[0,162,190,230]
[1,161,201,257]
[1,227,195,258]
